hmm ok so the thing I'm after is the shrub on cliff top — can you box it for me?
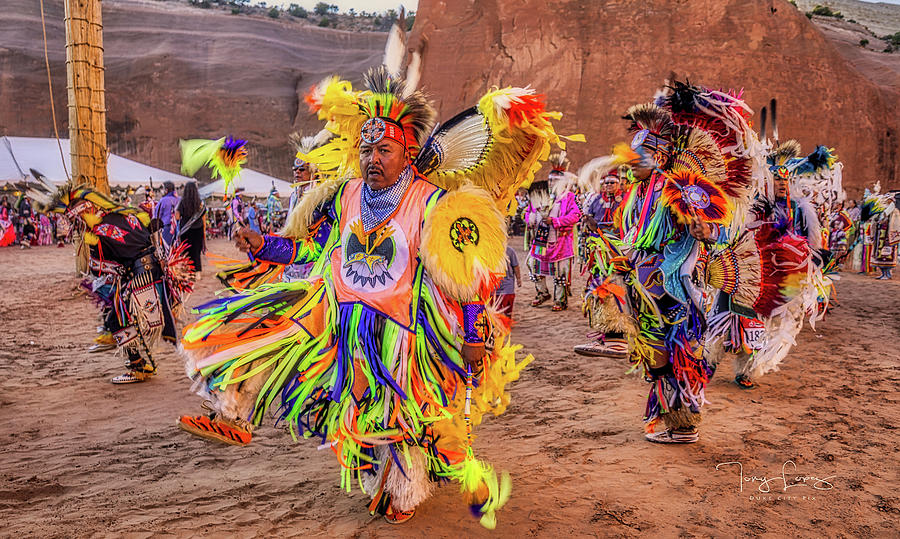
[288,4,308,18]
[886,32,900,47]
[810,5,843,19]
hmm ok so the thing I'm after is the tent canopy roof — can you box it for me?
[0,136,193,187]
[199,169,294,199]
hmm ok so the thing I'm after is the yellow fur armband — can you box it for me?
[421,185,507,301]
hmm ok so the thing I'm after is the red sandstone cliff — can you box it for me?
[2,0,898,193]
[411,0,900,195]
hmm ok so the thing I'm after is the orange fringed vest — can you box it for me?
[330,177,441,328]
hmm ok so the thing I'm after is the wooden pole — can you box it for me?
[65,0,109,195]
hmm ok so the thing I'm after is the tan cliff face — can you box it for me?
[0,0,384,182]
[411,0,900,196]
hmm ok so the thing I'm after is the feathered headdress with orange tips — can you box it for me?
[358,66,435,158]
[297,68,436,182]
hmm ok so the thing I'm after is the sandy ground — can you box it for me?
[1,238,899,538]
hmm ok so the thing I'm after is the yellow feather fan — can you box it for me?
[420,185,507,301]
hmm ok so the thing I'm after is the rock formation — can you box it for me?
[2,0,898,194]
[0,0,384,181]
[410,0,900,195]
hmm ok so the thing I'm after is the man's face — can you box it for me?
[603,180,617,194]
[360,138,408,190]
[775,177,789,198]
[632,163,654,181]
[293,163,311,184]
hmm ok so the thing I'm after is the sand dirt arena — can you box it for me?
[1,239,898,537]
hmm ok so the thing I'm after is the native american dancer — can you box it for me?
[265,185,282,233]
[586,83,808,443]
[573,162,630,358]
[613,100,733,444]
[176,64,572,526]
[283,129,331,282]
[33,186,193,383]
[828,203,854,270]
[525,151,582,311]
[706,141,838,388]
[870,194,900,279]
[587,87,754,444]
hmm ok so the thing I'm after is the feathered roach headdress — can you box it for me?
[289,128,332,185]
[358,65,436,158]
[860,193,888,222]
[548,150,570,174]
[791,145,837,177]
[790,145,841,206]
[300,67,436,182]
[767,140,802,180]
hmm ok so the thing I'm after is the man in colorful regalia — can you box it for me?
[871,195,900,279]
[524,151,582,311]
[284,129,330,282]
[264,186,282,233]
[828,201,853,270]
[614,101,726,444]
[574,164,631,358]
[37,186,192,383]
[707,141,834,389]
[595,83,791,443]
[175,66,569,526]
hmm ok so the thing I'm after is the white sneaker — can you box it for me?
[645,429,699,444]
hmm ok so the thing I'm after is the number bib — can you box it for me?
[741,318,766,351]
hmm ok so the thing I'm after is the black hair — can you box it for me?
[179,181,202,224]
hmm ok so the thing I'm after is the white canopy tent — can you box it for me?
[0,136,192,187]
[199,169,293,200]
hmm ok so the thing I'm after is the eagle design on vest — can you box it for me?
[343,219,397,288]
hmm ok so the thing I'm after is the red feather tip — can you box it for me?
[304,84,323,112]
[506,94,547,127]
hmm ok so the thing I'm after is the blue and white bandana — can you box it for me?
[360,166,413,230]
